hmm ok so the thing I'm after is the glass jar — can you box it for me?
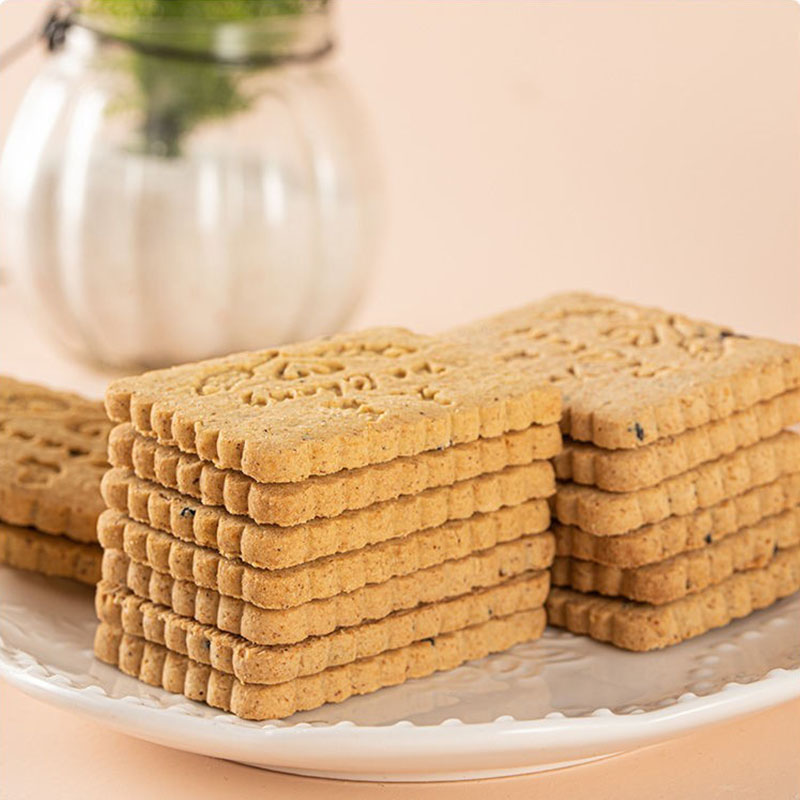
[0,2,379,369]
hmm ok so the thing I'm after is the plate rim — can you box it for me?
[1,624,798,781]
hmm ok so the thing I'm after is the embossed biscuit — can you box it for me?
[101,541,553,645]
[108,422,562,526]
[0,377,110,542]
[0,521,101,585]
[447,293,800,449]
[554,472,800,567]
[554,389,800,492]
[98,500,550,609]
[546,545,800,651]
[101,463,555,569]
[555,431,800,536]
[551,506,800,604]
[105,328,561,484]
[107,531,555,614]
[95,573,549,685]
[95,606,547,720]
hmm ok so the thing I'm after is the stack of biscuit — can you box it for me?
[93,328,563,719]
[451,293,800,650]
[0,377,110,585]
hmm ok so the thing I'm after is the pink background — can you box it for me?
[1,1,799,796]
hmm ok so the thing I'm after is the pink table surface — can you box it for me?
[1,684,798,798]
[2,1,800,796]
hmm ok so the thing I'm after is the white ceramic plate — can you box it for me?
[0,565,798,782]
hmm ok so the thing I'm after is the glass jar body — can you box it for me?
[0,23,378,368]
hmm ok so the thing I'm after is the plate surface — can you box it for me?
[0,565,798,782]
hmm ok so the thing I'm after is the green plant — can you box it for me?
[82,1,308,23]
[80,0,312,157]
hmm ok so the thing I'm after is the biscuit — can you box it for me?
[554,389,800,492]
[546,544,800,650]
[100,543,553,645]
[0,377,110,542]
[554,472,800,567]
[101,463,555,569]
[105,328,561,483]
[0,521,101,585]
[108,422,562,526]
[551,506,800,604]
[95,572,549,684]
[447,293,800,449]
[98,501,551,609]
[94,606,546,719]
[555,431,800,535]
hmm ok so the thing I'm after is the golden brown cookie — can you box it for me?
[101,462,554,569]
[98,499,551,609]
[552,506,800,604]
[105,328,561,483]
[0,521,101,585]
[546,545,800,650]
[554,472,800,567]
[101,541,553,645]
[554,389,800,492]
[95,572,548,685]
[108,421,562,526]
[448,293,800,449]
[0,377,110,541]
[555,431,800,535]
[94,606,546,720]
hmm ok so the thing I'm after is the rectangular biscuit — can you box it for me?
[447,293,800,449]
[546,544,800,651]
[95,572,549,685]
[98,500,551,609]
[104,328,561,484]
[94,606,547,720]
[0,376,110,542]
[105,530,555,613]
[555,431,800,535]
[108,422,563,526]
[554,472,800,568]
[100,541,553,645]
[0,521,101,585]
[101,462,554,569]
[554,389,800,492]
[551,506,800,604]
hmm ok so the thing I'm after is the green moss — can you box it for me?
[128,57,249,158]
[80,0,315,157]
[81,1,308,24]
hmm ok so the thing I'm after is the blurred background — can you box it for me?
[1,0,798,392]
